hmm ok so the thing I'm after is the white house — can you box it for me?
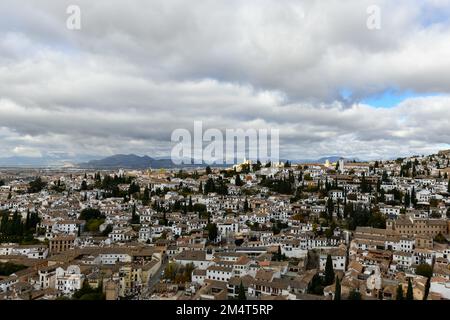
[55,265,84,296]
[206,265,233,282]
[319,249,347,272]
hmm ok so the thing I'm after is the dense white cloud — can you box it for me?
[0,0,449,161]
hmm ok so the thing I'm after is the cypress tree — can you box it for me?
[411,187,416,207]
[406,278,414,300]
[277,245,282,261]
[423,277,430,300]
[243,198,250,212]
[188,196,193,211]
[396,284,404,300]
[25,209,30,230]
[404,192,410,209]
[334,276,341,300]
[327,197,334,221]
[324,254,335,286]
[237,281,247,300]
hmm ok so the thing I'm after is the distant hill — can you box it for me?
[77,154,364,169]
[0,153,364,169]
[79,154,172,169]
[78,154,232,169]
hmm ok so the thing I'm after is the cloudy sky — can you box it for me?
[1,0,450,162]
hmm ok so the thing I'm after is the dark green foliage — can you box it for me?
[163,263,194,283]
[80,180,88,191]
[207,223,218,241]
[28,177,47,193]
[79,208,104,221]
[404,192,410,208]
[235,174,244,186]
[72,279,105,300]
[203,178,228,195]
[406,278,414,300]
[348,289,361,300]
[259,172,295,195]
[271,220,288,235]
[307,273,324,295]
[237,281,247,300]
[423,277,430,300]
[128,182,140,196]
[324,254,335,286]
[188,196,193,211]
[193,203,207,213]
[272,245,287,261]
[0,262,27,276]
[243,198,251,212]
[346,204,383,230]
[334,276,341,300]
[360,173,371,193]
[142,186,150,205]
[434,233,447,244]
[130,204,139,224]
[79,208,105,232]
[0,210,40,243]
[415,263,433,278]
[396,284,404,300]
[101,224,113,236]
[326,197,334,220]
[100,174,132,198]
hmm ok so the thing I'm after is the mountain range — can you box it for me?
[0,154,362,169]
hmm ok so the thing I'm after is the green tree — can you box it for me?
[79,208,104,220]
[404,192,410,209]
[416,263,433,278]
[188,196,193,211]
[348,289,361,300]
[406,278,414,300]
[334,276,341,301]
[28,177,47,193]
[0,262,27,276]
[324,254,335,286]
[235,174,244,186]
[307,273,324,295]
[434,233,447,244]
[423,277,431,300]
[207,223,218,242]
[326,197,334,221]
[130,204,139,224]
[243,198,250,212]
[396,284,404,300]
[142,186,150,204]
[237,281,247,300]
